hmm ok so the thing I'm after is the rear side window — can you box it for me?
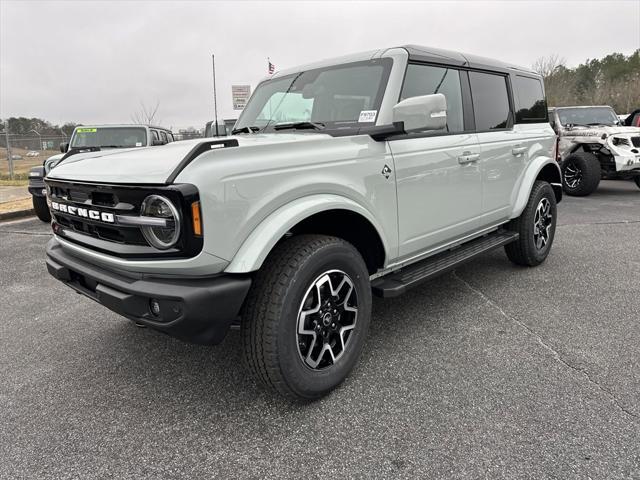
[514,76,547,123]
[469,72,511,130]
[400,64,464,133]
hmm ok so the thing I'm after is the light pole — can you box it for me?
[3,121,14,180]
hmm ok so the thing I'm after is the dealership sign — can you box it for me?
[232,85,251,110]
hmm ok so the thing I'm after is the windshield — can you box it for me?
[556,107,619,127]
[235,58,392,133]
[70,127,147,148]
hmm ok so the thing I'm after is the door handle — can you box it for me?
[512,146,527,156]
[458,152,480,164]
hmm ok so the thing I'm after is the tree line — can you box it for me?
[534,49,640,114]
[0,117,77,137]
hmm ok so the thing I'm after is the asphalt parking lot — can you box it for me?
[1,180,638,479]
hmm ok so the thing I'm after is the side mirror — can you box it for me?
[152,139,164,146]
[60,142,69,153]
[392,93,447,132]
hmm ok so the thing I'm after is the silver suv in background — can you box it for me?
[28,124,174,221]
[45,46,560,400]
[549,106,640,195]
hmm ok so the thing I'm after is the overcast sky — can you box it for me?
[1,0,639,129]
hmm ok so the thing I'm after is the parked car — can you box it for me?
[623,108,640,128]
[204,119,237,137]
[44,45,561,400]
[28,124,175,222]
[549,106,640,195]
[26,150,40,157]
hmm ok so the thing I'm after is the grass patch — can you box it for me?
[0,179,29,186]
[0,176,29,187]
[0,197,32,214]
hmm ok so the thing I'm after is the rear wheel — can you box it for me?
[242,234,371,401]
[634,177,640,190]
[32,195,51,222]
[561,151,601,196]
[505,181,557,267]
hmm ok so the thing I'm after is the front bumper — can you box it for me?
[46,239,251,345]
[613,154,640,174]
[28,178,46,197]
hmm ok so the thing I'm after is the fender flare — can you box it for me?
[224,194,391,273]
[511,157,562,219]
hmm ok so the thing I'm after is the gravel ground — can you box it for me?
[1,180,638,479]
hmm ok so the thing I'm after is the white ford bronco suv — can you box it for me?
[549,105,640,195]
[45,46,561,401]
[29,124,175,222]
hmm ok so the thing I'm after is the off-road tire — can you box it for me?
[241,234,372,401]
[634,177,640,190]
[561,151,601,196]
[32,195,51,222]
[505,181,557,267]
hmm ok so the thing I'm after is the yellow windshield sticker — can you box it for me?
[76,128,97,133]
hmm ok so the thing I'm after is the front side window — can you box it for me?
[71,127,147,148]
[514,76,547,123]
[236,59,392,132]
[400,64,464,133]
[469,72,511,131]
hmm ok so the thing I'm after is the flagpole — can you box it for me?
[212,54,219,137]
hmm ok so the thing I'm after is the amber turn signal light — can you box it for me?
[191,201,202,236]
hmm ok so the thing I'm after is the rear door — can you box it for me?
[470,71,527,224]
[389,63,482,258]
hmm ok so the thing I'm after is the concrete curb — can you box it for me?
[0,208,35,222]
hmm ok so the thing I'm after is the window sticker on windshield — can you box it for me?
[76,128,97,133]
[358,110,377,123]
[135,142,142,147]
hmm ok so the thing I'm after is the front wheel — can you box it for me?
[634,177,640,190]
[242,234,372,401]
[505,181,557,267]
[32,195,51,222]
[561,151,601,196]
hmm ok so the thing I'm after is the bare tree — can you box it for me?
[532,54,565,79]
[131,100,160,125]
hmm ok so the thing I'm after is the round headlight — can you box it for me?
[140,195,181,250]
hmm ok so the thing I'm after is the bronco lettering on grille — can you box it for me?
[51,202,115,223]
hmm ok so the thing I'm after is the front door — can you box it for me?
[388,63,483,258]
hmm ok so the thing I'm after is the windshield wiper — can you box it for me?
[273,121,325,131]
[231,126,261,135]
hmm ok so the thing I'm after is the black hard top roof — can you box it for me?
[401,45,539,77]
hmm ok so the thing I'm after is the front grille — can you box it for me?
[632,137,640,148]
[45,179,202,259]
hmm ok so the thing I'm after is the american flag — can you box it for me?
[268,59,275,75]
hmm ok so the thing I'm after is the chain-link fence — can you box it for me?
[1,133,68,180]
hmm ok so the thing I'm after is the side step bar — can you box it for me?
[371,230,519,298]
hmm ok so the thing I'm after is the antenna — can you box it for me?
[212,54,219,137]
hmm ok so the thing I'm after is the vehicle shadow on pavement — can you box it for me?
[77,255,510,411]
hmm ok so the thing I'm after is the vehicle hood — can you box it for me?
[560,125,640,137]
[46,133,331,184]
